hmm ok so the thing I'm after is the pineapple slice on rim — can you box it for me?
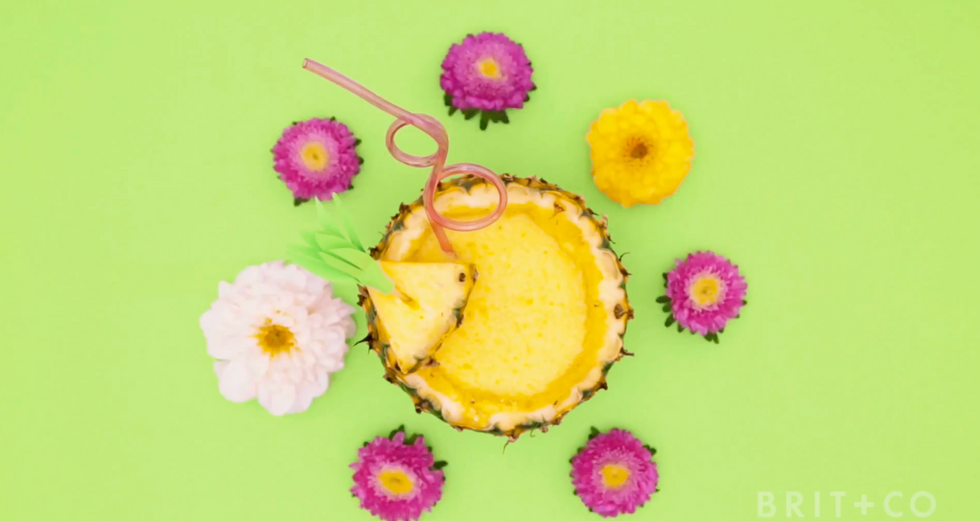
[361,175,633,441]
[367,261,476,373]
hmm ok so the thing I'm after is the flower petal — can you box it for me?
[200,261,355,414]
[217,359,256,403]
[258,383,296,416]
[288,382,320,414]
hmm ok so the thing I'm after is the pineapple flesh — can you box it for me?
[367,261,475,373]
[362,176,632,441]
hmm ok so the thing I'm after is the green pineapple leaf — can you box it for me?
[286,246,358,284]
[331,195,364,251]
[285,251,351,284]
[290,195,394,293]
[317,250,365,278]
[287,244,324,262]
[325,248,393,294]
[300,231,320,250]
[314,233,354,252]
[324,247,369,270]
[315,199,346,239]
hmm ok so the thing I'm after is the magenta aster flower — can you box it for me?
[571,428,659,518]
[351,427,446,521]
[659,251,747,342]
[272,117,362,206]
[440,32,536,130]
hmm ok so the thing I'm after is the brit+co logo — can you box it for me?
[758,491,937,518]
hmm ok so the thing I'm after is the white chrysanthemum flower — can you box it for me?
[200,261,356,415]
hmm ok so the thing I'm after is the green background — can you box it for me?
[2,0,978,519]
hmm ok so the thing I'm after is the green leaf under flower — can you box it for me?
[445,92,513,130]
[388,425,406,439]
[478,110,510,130]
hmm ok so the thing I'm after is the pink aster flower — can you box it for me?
[272,117,362,205]
[440,32,536,130]
[571,428,659,518]
[351,427,446,521]
[660,251,747,342]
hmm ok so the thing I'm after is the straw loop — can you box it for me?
[303,59,507,254]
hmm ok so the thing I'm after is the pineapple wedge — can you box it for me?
[367,261,476,373]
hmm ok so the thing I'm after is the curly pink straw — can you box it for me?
[302,59,508,254]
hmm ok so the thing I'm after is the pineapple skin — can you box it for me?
[358,175,634,442]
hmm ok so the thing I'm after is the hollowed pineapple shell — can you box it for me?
[360,175,633,441]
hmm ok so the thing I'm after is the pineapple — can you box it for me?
[367,261,475,373]
[360,175,633,441]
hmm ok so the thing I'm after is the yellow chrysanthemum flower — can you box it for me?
[587,100,695,207]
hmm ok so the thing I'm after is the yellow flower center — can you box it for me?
[689,274,725,308]
[624,137,654,162]
[477,58,502,79]
[378,470,414,497]
[601,464,631,489]
[300,142,330,172]
[256,324,295,357]
[630,142,649,159]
